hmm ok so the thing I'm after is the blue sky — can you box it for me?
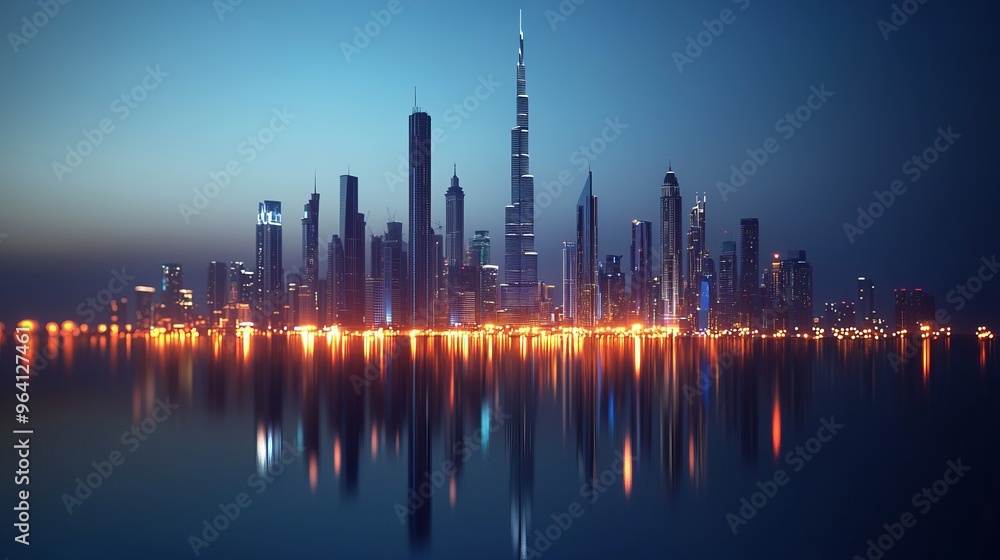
[0,0,996,328]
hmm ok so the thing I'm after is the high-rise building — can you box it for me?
[858,277,876,329]
[449,265,479,327]
[383,221,405,328]
[160,263,183,323]
[893,288,935,332]
[576,172,598,327]
[715,241,738,331]
[500,17,538,325]
[445,166,465,269]
[228,261,253,305]
[302,178,320,288]
[660,165,683,327]
[179,289,194,325]
[781,251,813,330]
[700,256,715,330]
[409,104,433,328]
[325,234,345,326]
[601,255,626,324]
[630,220,653,325]
[255,201,283,327]
[686,194,707,327]
[739,218,760,329]
[469,230,491,267]
[365,277,384,328]
[339,174,365,327]
[207,261,228,323]
[370,235,384,280]
[301,177,320,322]
[134,286,156,330]
[480,264,499,325]
[562,242,577,324]
[432,233,446,325]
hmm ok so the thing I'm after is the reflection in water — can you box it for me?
[40,330,998,557]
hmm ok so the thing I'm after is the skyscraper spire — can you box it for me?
[313,170,317,194]
[501,11,538,325]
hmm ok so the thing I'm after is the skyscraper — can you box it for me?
[576,172,598,327]
[301,177,320,322]
[469,230,491,267]
[783,251,813,330]
[340,174,365,327]
[409,104,433,328]
[500,15,538,325]
[893,288,935,332]
[601,255,626,324]
[716,241,738,331]
[383,221,405,328]
[562,242,577,323]
[207,261,228,323]
[739,218,760,329]
[445,166,465,269]
[134,286,156,330]
[858,277,876,329]
[160,263,183,323]
[630,220,653,325]
[302,177,320,288]
[660,165,683,327]
[255,201,283,327]
[686,194,707,327]
[325,234,344,326]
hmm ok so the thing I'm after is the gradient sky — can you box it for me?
[1,0,997,329]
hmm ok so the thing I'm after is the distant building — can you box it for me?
[207,261,228,324]
[739,218,760,329]
[894,288,936,332]
[255,201,283,327]
[714,241,738,330]
[562,242,577,324]
[160,263,183,324]
[480,264,499,325]
[469,230,490,267]
[576,171,598,327]
[858,277,876,329]
[383,222,405,328]
[630,220,653,325]
[686,194,707,328]
[601,255,626,324]
[134,286,156,330]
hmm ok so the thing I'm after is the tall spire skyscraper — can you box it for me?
[660,166,683,327]
[301,176,320,323]
[444,165,465,269]
[409,101,432,328]
[500,12,538,325]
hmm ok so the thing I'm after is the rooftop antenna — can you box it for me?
[313,170,317,194]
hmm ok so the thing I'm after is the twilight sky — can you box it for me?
[0,0,997,329]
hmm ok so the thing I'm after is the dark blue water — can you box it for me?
[4,332,998,559]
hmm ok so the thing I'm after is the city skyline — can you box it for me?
[0,1,996,330]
